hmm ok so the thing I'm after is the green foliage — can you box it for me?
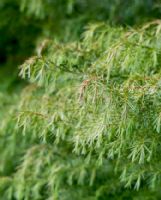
[1,0,161,66]
[1,1,161,200]
[1,20,161,199]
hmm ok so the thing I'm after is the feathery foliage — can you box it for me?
[1,1,161,200]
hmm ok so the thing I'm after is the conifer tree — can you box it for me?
[1,1,161,200]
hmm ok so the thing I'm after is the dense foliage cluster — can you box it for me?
[1,0,161,200]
